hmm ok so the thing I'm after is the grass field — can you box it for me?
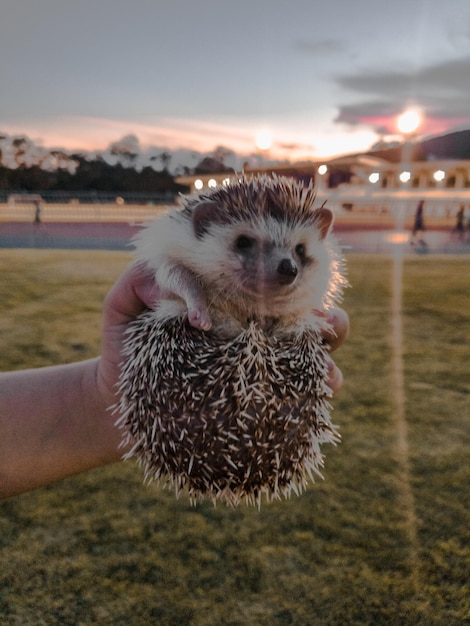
[0,250,469,625]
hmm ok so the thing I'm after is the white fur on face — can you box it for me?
[180,215,333,312]
[133,199,342,323]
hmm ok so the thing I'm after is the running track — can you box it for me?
[0,221,468,254]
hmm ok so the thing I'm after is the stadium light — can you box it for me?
[397,109,421,135]
[399,171,411,183]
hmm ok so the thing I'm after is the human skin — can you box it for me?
[0,263,349,500]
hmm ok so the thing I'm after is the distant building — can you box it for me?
[175,162,320,194]
[175,155,470,218]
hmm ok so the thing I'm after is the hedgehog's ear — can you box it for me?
[192,201,221,239]
[315,207,333,240]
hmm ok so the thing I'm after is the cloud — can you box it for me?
[334,55,470,133]
[1,115,257,156]
[278,141,314,152]
[294,38,346,56]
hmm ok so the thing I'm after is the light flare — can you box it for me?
[397,109,422,135]
[255,129,273,151]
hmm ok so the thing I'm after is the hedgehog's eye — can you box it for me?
[295,243,306,260]
[235,235,254,250]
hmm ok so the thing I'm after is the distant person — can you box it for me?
[33,200,41,225]
[411,200,426,247]
[454,205,464,240]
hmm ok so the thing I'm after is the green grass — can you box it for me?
[0,250,469,625]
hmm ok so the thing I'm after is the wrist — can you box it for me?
[80,358,124,464]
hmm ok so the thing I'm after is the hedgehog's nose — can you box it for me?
[277,258,298,284]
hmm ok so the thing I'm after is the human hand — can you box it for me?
[97,264,349,407]
[322,308,349,392]
[97,262,160,407]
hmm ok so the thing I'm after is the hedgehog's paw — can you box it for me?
[188,306,212,331]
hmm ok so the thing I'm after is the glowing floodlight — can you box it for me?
[318,164,328,175]
[399,170,411,183]
[194,179,204,191]
[369,172,380,184]
[433,169,445,182]
[397,109,421,135]
[208,178,217,188]
[255,129,273,151]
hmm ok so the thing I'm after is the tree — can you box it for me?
[108,135,140,168]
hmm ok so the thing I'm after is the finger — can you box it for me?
[325,356,344,393]
[103,262,158,328]
[322,307,349,352]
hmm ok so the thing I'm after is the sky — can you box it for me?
[1,0,470,163]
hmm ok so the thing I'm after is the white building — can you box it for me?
[175,155,470,219]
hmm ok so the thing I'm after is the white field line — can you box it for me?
[391,248,420,592]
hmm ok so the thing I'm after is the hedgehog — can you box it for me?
[114,174,347,506]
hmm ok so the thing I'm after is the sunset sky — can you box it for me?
[1,0,470,161]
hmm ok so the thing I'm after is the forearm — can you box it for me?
[0,358,121,499]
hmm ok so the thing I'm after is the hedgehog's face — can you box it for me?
[190,203,334,314]
[230,209,331,298]
[229,229,307,297]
